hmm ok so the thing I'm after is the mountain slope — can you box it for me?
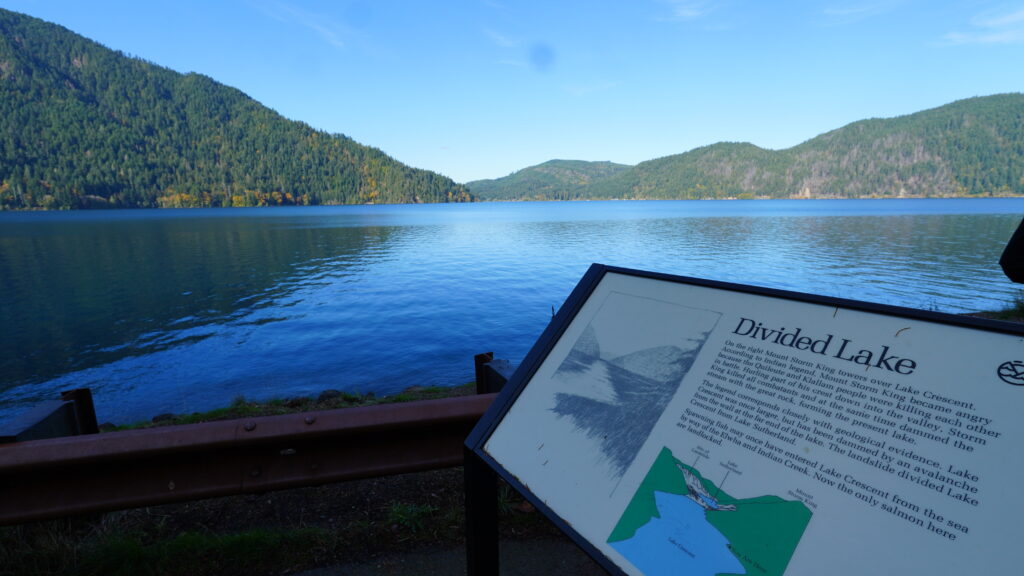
[0,9,472,209]
[467,159,632,201]
[471,94,1024,201]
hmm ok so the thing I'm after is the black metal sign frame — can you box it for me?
[465,263,1024,575]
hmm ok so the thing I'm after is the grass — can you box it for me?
[76,528,334,576]
[113,383,477,430]
[0,474,554,576]
[984,293,1024,322]
[385,502,442,536]
[0,516,336,576]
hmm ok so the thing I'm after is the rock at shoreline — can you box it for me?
[317,389,343,403]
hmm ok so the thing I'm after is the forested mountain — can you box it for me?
[468,159,632,201]
[469,94,1024,201]
[0,9,472,209]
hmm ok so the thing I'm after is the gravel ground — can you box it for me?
[85,467,601,575]
[298,538,607,575]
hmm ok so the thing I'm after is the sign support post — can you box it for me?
[464,446,499,576]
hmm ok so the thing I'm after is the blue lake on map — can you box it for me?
[1,198,1022,424]
[610,490,746,575]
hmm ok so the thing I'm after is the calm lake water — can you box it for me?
[2,199,1022,424]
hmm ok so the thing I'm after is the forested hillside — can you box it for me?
[470,94,1024,201]
[0,9,472,209]
[468,160,632,201]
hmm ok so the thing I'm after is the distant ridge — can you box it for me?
[0,8,472,209]
[467,159,632,201]
[468,94,1024,201]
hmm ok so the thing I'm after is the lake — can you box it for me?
[1,198,1022,425]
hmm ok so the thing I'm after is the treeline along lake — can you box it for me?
[1,198,1022,424]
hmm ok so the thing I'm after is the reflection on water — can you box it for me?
[1,199,1021,423]
[0,214,399,384]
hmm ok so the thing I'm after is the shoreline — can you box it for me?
[109,382,478,431]
[120,304,1024,430]
[3,195,1024,213]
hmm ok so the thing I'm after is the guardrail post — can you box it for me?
[474,352,513,394]
[474,352,495,394]
[61,388,99,435]
[0,388,98,443]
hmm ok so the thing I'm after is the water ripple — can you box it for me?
[1,199,1022,423]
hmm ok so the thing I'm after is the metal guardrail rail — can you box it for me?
[0,393,496,525]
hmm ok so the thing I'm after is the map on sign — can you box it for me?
[609,447,812,576]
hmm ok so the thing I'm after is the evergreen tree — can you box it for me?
[0,9,473,210]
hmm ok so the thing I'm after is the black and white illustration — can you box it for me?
[549,291,721,479]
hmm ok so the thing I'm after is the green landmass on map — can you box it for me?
[608,447,812,576]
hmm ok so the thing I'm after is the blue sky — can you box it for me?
[3,1,1024,183]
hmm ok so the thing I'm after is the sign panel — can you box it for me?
[468,264,1024,575]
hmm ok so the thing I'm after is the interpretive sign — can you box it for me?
[466,264,1024,575]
